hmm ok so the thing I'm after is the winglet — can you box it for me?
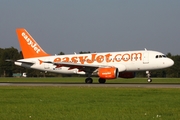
[16,28,50,58]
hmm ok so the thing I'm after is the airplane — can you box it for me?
[14,28,174,83]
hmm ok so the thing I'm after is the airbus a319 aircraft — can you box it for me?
[15,28,174,83]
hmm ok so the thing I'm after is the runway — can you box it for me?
[0,82,180,88]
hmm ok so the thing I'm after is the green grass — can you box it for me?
[0,87,180,120]
[0,77,180,120]
[0,77,180,83]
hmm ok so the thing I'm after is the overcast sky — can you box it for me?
[0,1,179,55]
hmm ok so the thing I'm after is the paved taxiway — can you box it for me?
[0,82,180,88]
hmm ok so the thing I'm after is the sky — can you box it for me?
[0,0,180,55]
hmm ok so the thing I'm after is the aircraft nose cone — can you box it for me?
[168,59,174,67]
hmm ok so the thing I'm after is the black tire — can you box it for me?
[85,78,93,83]
[98,78,106,83]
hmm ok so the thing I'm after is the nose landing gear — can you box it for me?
[146,71,152,83]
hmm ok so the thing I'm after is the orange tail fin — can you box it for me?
[16,28,50,58]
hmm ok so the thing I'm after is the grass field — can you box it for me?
[0,77,180,120]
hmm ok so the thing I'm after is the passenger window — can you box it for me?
[155,55,158,58]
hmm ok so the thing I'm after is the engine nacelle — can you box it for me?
[118,72,135,78]
[98,67,119,79]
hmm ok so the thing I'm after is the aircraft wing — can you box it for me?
[44,61,111,72]
[53,62,108,67]
[44,61,126,73]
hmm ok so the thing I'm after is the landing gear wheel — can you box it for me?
[98,78,106,83]
[85,77,93,83]
[148,78,152,83]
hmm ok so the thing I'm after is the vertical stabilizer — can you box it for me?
[16,28,50,58]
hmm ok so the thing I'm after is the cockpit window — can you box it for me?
[155,55,167,58]
[162,55,167,58]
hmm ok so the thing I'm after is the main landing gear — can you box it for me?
[85,77,93,83]
[85,77,106,84]
[146,71,152,83]
[98,78,106,83]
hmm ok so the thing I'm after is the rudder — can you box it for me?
[16,28,50,58]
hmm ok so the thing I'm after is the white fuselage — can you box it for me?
[15,50,174,75]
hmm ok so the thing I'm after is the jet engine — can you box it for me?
[98,67,119,79]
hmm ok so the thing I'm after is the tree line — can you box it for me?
[0,47,179,77]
